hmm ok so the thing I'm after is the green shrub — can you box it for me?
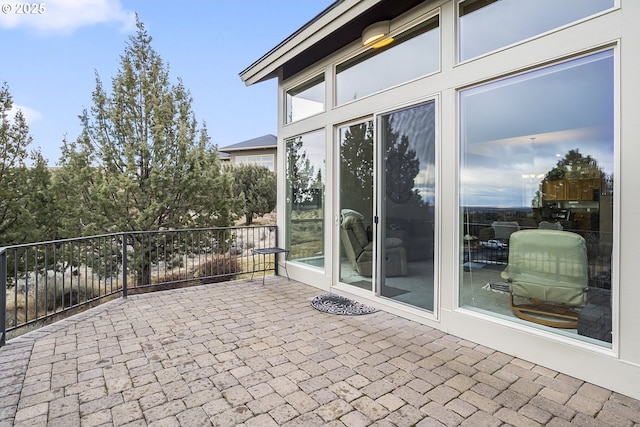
[195,255,241,284]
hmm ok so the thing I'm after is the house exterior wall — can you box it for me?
[272,0,640,399]
[227,148,277,173]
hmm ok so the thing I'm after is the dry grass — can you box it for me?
[5,253,247,338]
[290,209,323,259]
[235,252,277,280]
[234,212,277,226]
[5,275,126,340]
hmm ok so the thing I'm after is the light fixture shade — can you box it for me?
[362,20,390,46]
[372,36,394,49]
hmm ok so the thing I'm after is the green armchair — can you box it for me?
[501,229,589,328]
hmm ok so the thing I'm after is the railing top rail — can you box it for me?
[0,225,273,251]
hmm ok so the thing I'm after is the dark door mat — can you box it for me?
[310,293,378,315]
[382,285,410,298]
[349,280,372,291]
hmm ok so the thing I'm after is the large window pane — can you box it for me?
[459,50,614,346]
[339,120,374,291]
[285,130,325,268]
[459,0,614,62]
[286,74,325,123]
[380,102,436,311]
[336,16,439,106]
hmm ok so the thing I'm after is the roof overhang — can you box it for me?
[239,0,426,86]
[219,134,278,153]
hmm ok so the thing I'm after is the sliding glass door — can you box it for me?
[338,121,374,291]
[378,102,436,311]
[337,101,436,312]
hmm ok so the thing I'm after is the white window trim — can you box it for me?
[333,8,442,109]
[455,0,619,65]
[283,71,327,125]
[452,44,620,353]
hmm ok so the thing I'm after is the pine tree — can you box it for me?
[55,17,239,285]
[287,136,317,209]
[338,121,374,219]
[0,82,52,245]
[20,151,55,241]
[382,115,421,205]
[545,148,604,181]
[231,164,276,225]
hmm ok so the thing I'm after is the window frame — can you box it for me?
[333,10,441,108]
[284,128,327,270]
[456,0,617,64]
[455,46,618,348]
[284,72,326,125]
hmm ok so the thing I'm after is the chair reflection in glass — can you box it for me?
[501,229,588,328]
[340,209,407,277]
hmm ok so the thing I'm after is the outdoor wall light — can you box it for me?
[362,20,394,48]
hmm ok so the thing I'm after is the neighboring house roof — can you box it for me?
[219,134,277,153]
[239,0,424,86]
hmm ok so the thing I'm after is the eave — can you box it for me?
[239,0,426,86]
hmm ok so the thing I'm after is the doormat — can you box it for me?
[382,285,409,298]
[310,293,378,316]
[350,280,372,291]
[347,282,409,297]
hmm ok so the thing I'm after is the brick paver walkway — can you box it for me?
[2,278,640,426]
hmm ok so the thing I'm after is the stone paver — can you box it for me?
[1,277,640,426]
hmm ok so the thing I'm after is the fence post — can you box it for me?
[122,233,128,298]
[1,249,7,347]
[274,226,279,276]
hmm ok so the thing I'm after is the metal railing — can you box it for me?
[462,221,612,288]
[1,225,278,346]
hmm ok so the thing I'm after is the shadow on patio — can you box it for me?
[2,277,639,426]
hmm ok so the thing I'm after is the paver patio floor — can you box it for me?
[1,277,640,426]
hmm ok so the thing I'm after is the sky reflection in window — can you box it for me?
[460,50,614,207]
[459,0,614,62]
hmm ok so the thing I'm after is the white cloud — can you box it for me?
[0,0,136,35]
[7,104,43,124]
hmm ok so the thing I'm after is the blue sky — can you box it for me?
[0,0,333,165]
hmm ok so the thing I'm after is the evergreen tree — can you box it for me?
[21,151,55,241]
[231,164,276,225]
[545,148,604,181]
[0,82,52,245]
[339,122,374,215]
[55,17,239,285]
[286,136,316,209]
[384,125,422,205]
[382,115,421,205]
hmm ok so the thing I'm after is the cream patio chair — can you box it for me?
[501,229,589,328]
